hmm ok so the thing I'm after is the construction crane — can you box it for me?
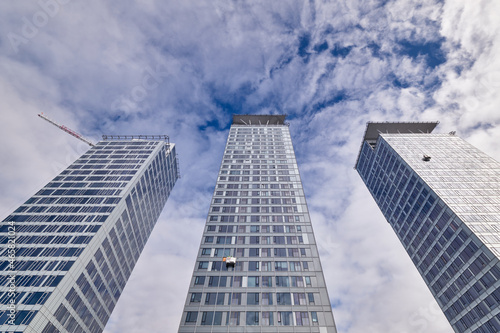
[38,113,95,147]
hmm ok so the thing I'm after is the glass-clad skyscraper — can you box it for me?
[179,115,336,332]
[0,136,178,333]
[356,122,500,333]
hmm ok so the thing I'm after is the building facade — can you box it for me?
[0,136,178,333]
[356,122,500,333]
[179,115,337,332]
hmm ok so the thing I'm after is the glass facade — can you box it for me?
[0,138,178,333]
[179,115,337,332]
[356,122,500,333]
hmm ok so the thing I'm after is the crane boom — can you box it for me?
[38,113,95,147]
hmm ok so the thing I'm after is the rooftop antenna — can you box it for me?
[38,113,95,147]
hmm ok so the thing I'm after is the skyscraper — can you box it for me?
[179,115,337,332]
[0,136,178,333]
[355,122,500,333]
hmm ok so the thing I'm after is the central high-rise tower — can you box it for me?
[179,115,337,332]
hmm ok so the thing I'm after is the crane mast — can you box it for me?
[38,113,95,147]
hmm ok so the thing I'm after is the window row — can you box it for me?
[218,176,293,182]
[2,246,84,258]
[185,310,319,326]
[0,223,100,234]
[196,260,310,272]
[193,275,313,288]
[35,188,122,197]
[190,291,316,305]
[211,206,298,213]
[208,215,302,223]
[204,235,304,245]
[0,270,70,287]
[206,224,302,233]
[15,205,114,214]
[4,214,109,223]
[201,247,307,258]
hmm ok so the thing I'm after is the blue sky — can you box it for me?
[1,0,500,332]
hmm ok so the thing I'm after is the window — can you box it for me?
[190,293,202,303]
[308,293,315,304]
[262,311,274,325]
[261,236,271,244]
[214,312,223,325]
[247,293,259,305]
[230,293,242,305]
[228,311,240,325]
[262,276,272,287]
[261,261,272,271]
[194,276,205,285]
[274,236,285,244]
[275,261,288,271]
[198,261,208,270]
[208,276,219,287]
[291,276,304,287]
[205,293,217,305]
[201,248,211,256]
[185,311,198,323]
[296,311,309,326]
[249,248,259,257]
[248,276,259,287]
[214,248,231,257]
[201,311,214,325]
[248,261,259,271]
[246,311,259,325]
[250,225,259,232]
[211,261,227,271]
[311,311,319,325]
[293,293,307,305]
[217,236,231,244]
[262,292,273,305]
[277,311,292,325]
[235,248,245,257]
[250,236,260,244]
[274,248,287,257]
[287,261,299,271]
[276,276,289,287]
[232,276,242,287]
[205,236,214,243]
[276,293,291,305]
[305,276,311,286]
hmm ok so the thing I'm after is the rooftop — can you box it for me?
[362,121,439,141]
[355,121,439,169]
[232,114,287,126]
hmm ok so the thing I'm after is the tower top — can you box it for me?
[355,121,439,169]
[232,114,287,126]
[362,121,439,142]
